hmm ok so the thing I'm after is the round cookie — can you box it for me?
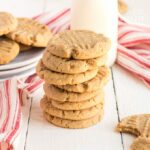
[43,111,103,129]
[7,18,52,47]
[42,49,107,74]
[57,66,110,93]
[118,0,128,14]
[44,84,102,102]
[51,93,104,110]
[131,137,150,150]
[0,38,20,64]
[19,43,32,52]
[46,30,111,59]
[40,96,103,120]
[0,12,17,36]
[36,60,98,85]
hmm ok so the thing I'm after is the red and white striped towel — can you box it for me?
[0,8,150,150]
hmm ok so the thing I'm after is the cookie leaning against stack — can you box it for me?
[36,30,111,129]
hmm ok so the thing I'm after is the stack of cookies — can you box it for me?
[37,30,111,129]
[0,12,51,65]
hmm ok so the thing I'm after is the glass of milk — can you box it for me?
[71,0,118,66]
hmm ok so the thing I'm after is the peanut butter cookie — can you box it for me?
[0,12,17,36]
[36,60,98,85]
[40,96,103,120]
[0,38,19,64]
[7,18,52,47]
[42,50,107,74]
[46,30,111,59]
[43,111,103,129]
[57,66,110,93]
[44,84,102,102]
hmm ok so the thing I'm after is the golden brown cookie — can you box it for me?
[117,114,150,137]
[43,111,103,129]
[131,137,150,150]
[46,30,111,59]
[0,38,19,64]
[19,43,32,52]
[57,66,110,93]
[7,18,52,47]
[0,12,17,36]
[51,92,104,110]
[40,96,103,120]
[44,84,102,102]
[118,0,128,14]
[42,49,107,74]
[36,60,98,85]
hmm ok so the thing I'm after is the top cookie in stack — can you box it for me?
[37,30,110,85]
[37,30,111,129]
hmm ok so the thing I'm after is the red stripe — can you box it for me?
[118,48,150,68]
[0,92,3,127]
[32,13,43,20]
[46,8,70,25]
[117,59,150,82]
[118,30,136,40]
[6,105,21,144]
[26,80,43,92]
[122,39,150,46]
[1,81,10,132]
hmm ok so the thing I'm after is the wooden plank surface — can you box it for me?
[112,65,150,150]
[0,0,149,150]
[25,78,123,150]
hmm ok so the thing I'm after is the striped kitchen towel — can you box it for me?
[33,8,150,87]
[0,7,150,150]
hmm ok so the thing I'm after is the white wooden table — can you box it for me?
[0,0,150,150]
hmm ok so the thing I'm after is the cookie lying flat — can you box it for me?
[118,0,128,14]
[0,38,19,64]
[7,18,52,47]
[47,30,111,59]
[44,84,102,102]
[19,43,32,52]
[57,66,110,93]
[0,12,17,36]
[42,50,107,74]
[131,137,150,150]
[51,93,104,110]
[36,60,98,85]
[43,111,103,129]
[41,96,103,120]
[117,114,150,137]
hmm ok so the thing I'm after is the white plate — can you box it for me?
[0,67,36,82]
[0,48,44,70]
[0,61,37,77]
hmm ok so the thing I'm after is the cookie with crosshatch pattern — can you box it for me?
[117,114,150,137]
[46,30,111,59]
[40,96,103,120]
[42,50,107,74]
[44,84,102,102]
[0,38,19,64]
[43,110,103,129]
[0,12,17,36]
[131,137,150,150]
[7,18,52,47]
[51,92,104,110]
[56,66,110,93]
[36,60,98,85]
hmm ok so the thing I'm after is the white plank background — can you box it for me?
[0,0,150,150]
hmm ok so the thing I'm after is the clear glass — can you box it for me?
[71,0,118,66]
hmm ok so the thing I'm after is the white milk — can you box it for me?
[70,0,118,66]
